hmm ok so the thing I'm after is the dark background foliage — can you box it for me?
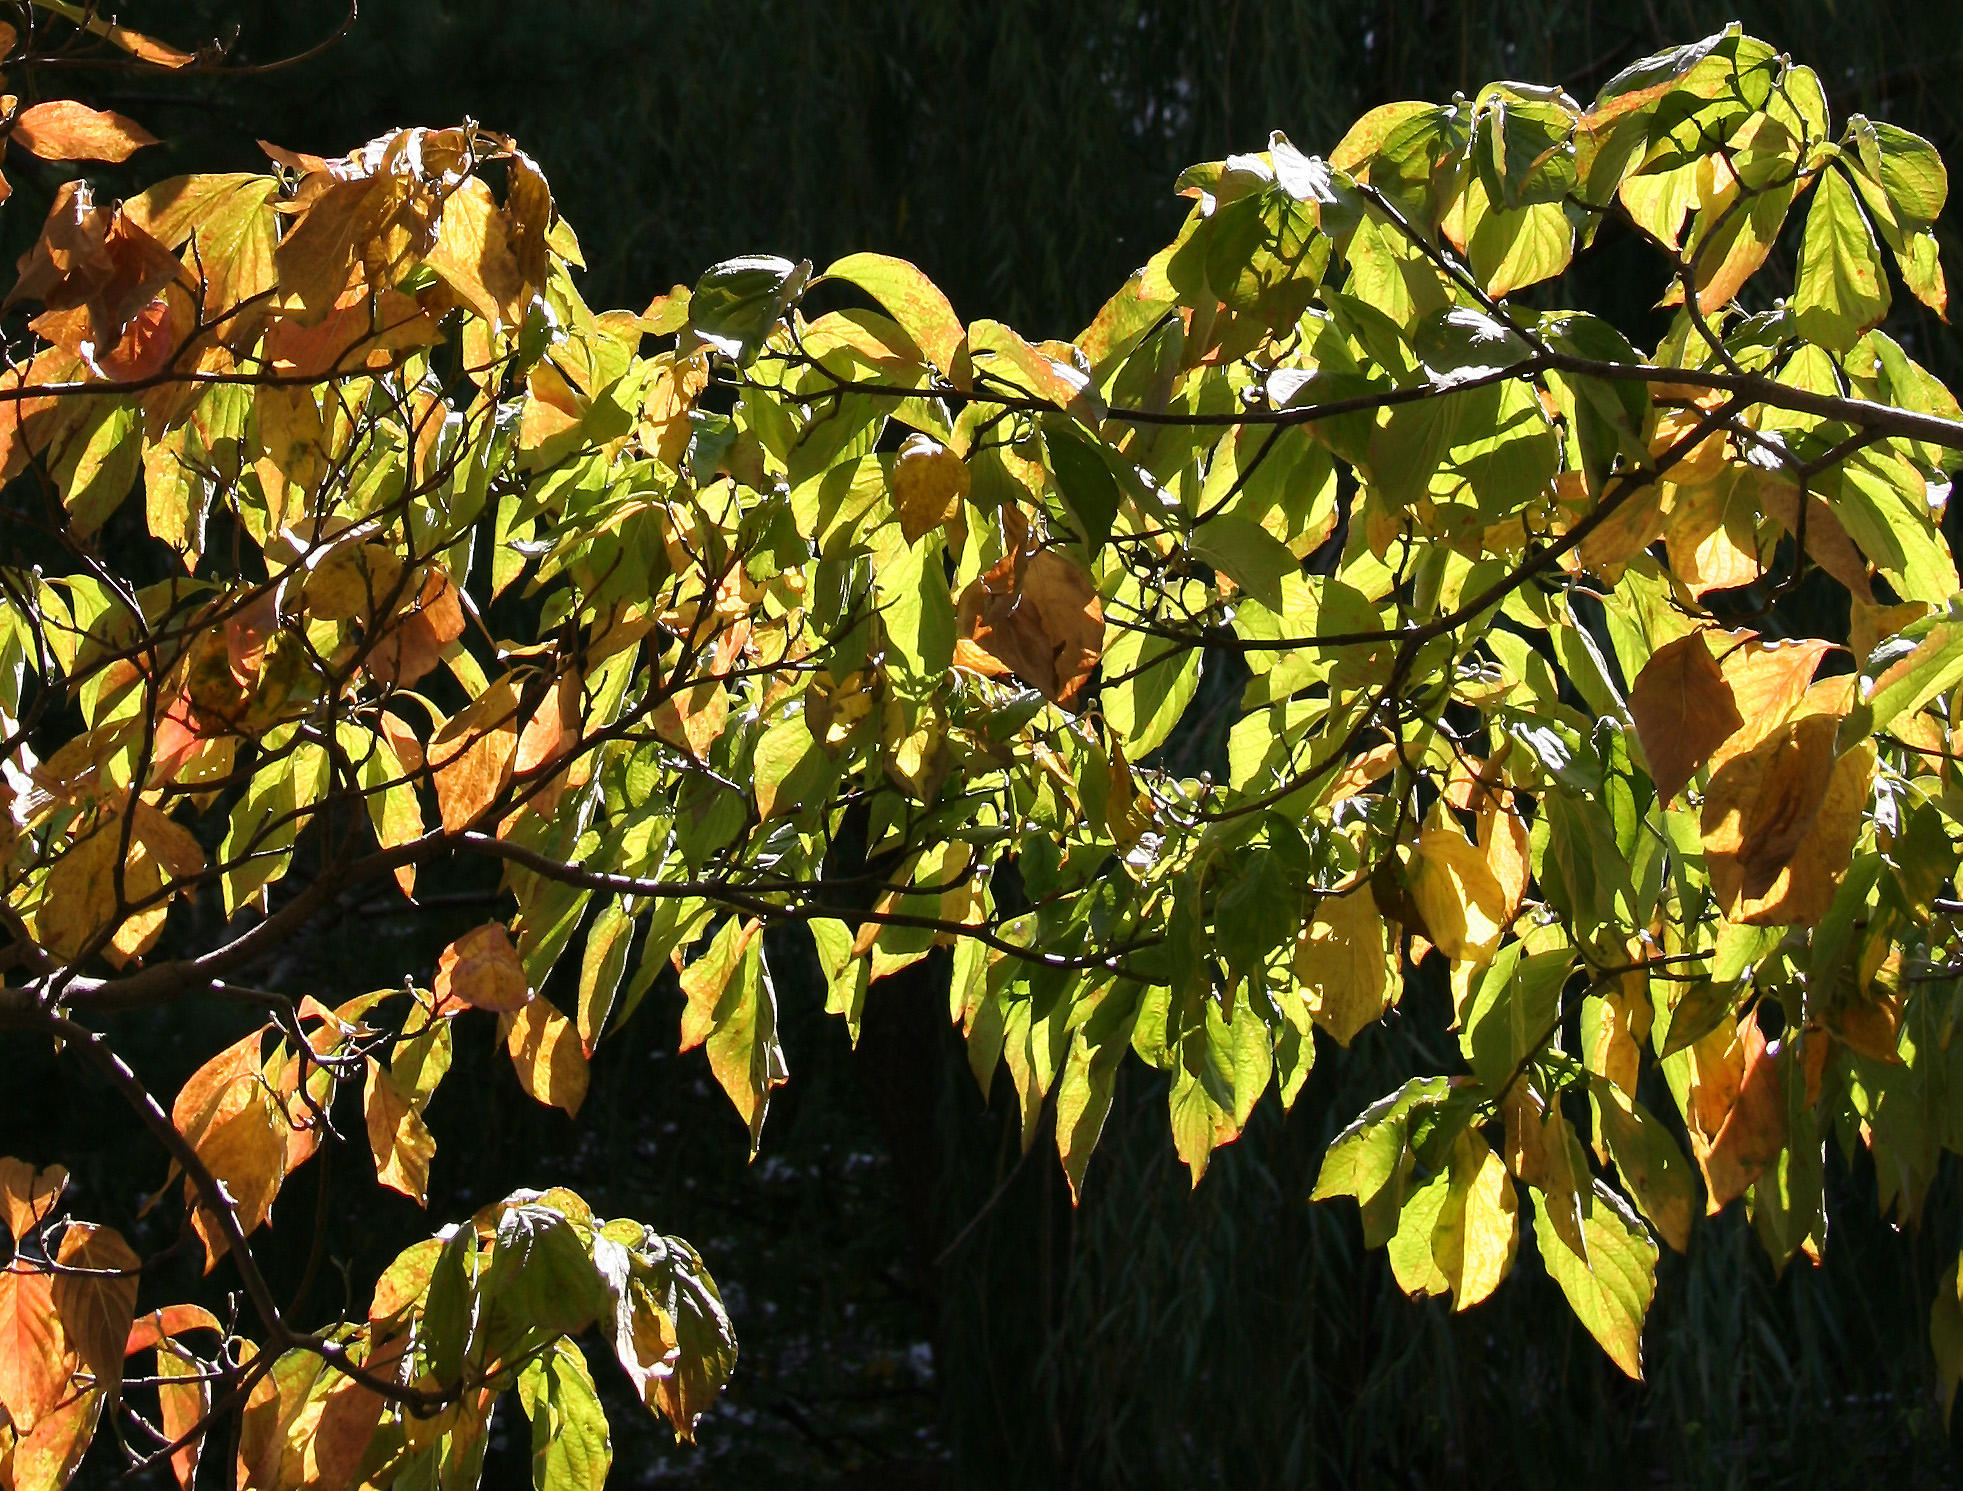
[7,2,1963,1486]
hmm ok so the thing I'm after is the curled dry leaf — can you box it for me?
[955,548,1103,706]
[433,922,532,1014]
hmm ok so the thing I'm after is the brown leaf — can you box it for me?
[504,997,589,1117]
[429,678,521,833]
[10,184,184,370]
[890,434,971,544]
[0,1263,68,1433]
[956,548,1102,706]
[11,100,157,163]
[363,1058,435,1205]
[50,1223,139,1401]
[1727,739,1875,927]
[1697,1016,1786,1211]
[0,1158,68,1243]
[1629,630,1744,802]
[433,922,532,1014]
[1702,713,1839,913]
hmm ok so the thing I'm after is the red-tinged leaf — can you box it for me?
[433,922,532,1014]
[1628,630,1744,801]
[0,1263,68,1433]
[11,100,157,162]
[124,1305,223,1357]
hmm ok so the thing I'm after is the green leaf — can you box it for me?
[1530,1181,1658,1379]
[820,252,963,368]
[1461,945,1574,1089]
[1043,417,1124,551]
[517,1339,612,1491]
[1191,513,1299,610]
[1590,1079,1697,1252]
[1313,1076,1451,1209]
[1101,627,1201,757]
[1841,599,1963,750]
[1794,168,1889,352]
[484,1203,611,1339]
[688,255,811,364]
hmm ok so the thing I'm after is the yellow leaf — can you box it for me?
[1408,827,1509,964]
[1701,713,1844,919]
[1433,1131,1518,1310]
[426,176,526,330]
[890,433,971,544]
[1707,635,1834,773]
[363,1058,435,1205]
[505,997,589,1118]
[433,922,532,1014]
[1294,887,1393,1045]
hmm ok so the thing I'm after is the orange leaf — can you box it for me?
[433,922,531,1014]
[504,997,589,1117]
[1697,1016,1786,1211]
[510,669,582,819]
[0,1262,68,1433]
[123,1304,223,1357]
[429,679,521,833]
[1628,630,1744,802]
[11,100,158,162]
[0,1158,68,1243]
[1708,635,1834,773]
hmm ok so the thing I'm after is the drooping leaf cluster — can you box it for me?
[4,14,1963,1488]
